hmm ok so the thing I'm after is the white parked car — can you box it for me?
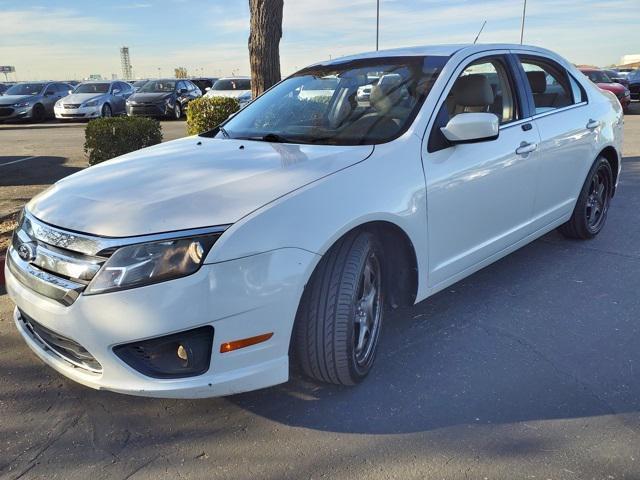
[54,81,133,120]
[204,76,252,107]
[6,44,622,398]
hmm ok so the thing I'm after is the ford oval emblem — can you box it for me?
[17,243,37,262]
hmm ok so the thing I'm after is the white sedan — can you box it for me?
[6,44,622,398]
[203,76,252,107]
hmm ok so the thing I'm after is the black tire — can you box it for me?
[295,230,385,385]
[32,104,45,122]
[101,103,112,117]
[558,156,613,239]
[173,103,182,120]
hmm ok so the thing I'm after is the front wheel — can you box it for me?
[295,230,385,385]
[558,156,613,239]
[101,103,112,117]
[31,104,45,122]
[173,103,182,120]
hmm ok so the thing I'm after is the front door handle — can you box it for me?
[586,119,601,130]
[516,141,538,155]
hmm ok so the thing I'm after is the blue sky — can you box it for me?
[1,0,638,80]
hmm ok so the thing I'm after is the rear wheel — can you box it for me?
[173,103,182,120]
[295,230,385,385]
[558,156,613,239]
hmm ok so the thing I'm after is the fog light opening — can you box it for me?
[113,326,213,379]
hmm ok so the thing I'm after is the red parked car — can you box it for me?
[580,68,631,113]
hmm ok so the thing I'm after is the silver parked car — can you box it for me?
[0,82,72,122]
[55,81,133,120]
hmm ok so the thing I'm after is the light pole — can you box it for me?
[520,0,527,45]
[376,0,380,51]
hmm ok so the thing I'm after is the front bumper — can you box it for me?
[54,104,101,119]
[6,248,318,398]
[126,103,171,117]
[0,105,33,121]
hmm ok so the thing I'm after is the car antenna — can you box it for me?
[473,20,487,44]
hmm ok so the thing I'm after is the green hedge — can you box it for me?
[186,96,240,136]
[84,117,163,166]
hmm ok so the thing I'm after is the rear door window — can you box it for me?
[518,56,575,114]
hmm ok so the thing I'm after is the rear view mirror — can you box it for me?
[179,88,188,94]
[441,112,499,143]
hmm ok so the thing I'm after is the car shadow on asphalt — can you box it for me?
[0,156,81,187]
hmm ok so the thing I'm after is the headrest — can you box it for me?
[370,74,405,114]
[452,74,494,107]
[526,71,547,94]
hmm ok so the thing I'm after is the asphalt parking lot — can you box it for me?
[0,106,639,479]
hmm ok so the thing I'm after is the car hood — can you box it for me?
[27,136,374,237]
[0,95,38,105]
[597,82,625,94]
[129,92,172,103]
[64,93,107,103]
[206,90,250,98]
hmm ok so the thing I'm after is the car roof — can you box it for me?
[316,43,561,66]
[217,76,251,80]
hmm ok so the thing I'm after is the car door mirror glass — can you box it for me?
[112,89,121,95]
[440,112,499,143]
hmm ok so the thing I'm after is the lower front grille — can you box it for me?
[130,105,163,115]
[20,310,102,373]
[64,104,81,109]
[0,107,14,116]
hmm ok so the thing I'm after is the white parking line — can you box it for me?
[0,156,39,167]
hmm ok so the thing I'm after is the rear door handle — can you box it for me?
[516,141,538,155]
[586,119,601,130]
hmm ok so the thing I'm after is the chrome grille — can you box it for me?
[9,213,109,305]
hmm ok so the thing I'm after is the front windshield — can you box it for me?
[139,80,176,93]
[74,83,110,94]
[585,71,612,83]
[212,79,251,90]
[5,83,46,96]
[212,56,447,146]
[133,80,148,87]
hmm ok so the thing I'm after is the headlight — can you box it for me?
[85,235,219,295]
[13,102,31,108]
[126,100,135,105]
[83,99,99,107]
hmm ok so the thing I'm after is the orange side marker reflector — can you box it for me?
[220,333,273,353]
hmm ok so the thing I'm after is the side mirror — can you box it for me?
[205,87,211,91]
[45,91,55,96]
[441,112,499,143]
[68,89,74,95]
[112,88,121,95]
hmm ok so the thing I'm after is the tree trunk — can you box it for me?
[248,0,283,98]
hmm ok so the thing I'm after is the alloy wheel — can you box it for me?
[585,165,610,233]
[353,252,382,370]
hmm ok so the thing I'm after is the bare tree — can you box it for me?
[248,0,283,98]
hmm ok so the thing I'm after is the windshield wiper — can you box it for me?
[261,133,302,144]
